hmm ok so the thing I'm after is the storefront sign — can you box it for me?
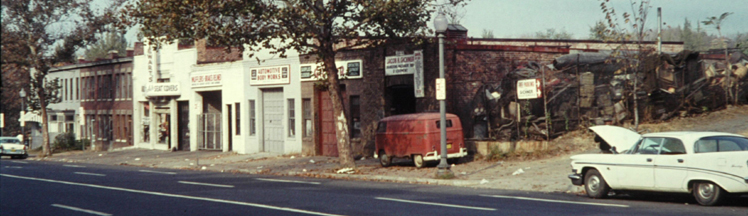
[191,72,223,87]
[142,83,181,97]
[145,40,158,82]
[436,78,445,100]
[385,53,417,76]
[517,78,542,99]
[412,50,425,98]
[250,65,290,85]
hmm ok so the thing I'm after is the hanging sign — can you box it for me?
[517,78,543,99]
[385,53,417,76]
[413,50,425,98]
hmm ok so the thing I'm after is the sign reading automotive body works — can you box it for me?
[517,78,542,99]
[385,54,417,76]
[250,65,290,85]
[191,72,223,87]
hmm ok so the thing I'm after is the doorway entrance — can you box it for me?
[177,101,190,151]
[198,91,222,150]
[387,85,416,115]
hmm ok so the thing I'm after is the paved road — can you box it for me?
[1,158,746,216]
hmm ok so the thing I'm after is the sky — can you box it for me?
[457,0,747,39]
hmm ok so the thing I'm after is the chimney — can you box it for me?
[108,50,119,59]
[126,47,134,57]
[77,55,86,64]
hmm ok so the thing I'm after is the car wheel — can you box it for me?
[693,182,725,206]
[413,154,425,168]
[447,158,459,164]
[21,154,28,159]
[584,169,610,199]
[10,155,18,159]
[379,150,392,167]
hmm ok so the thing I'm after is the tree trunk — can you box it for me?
[37,87,52,157]
[322,52,356,168]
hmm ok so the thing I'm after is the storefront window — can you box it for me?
[350,95,361,138]
[288,99,295,137]
[302,99,312,137]
[235,102,240,135]
[158,112,170,144]
[249,100,256,135]
[141,102,150,142]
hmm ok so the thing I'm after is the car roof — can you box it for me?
[642,131,745,140]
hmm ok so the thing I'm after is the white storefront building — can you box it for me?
[132,40,303,154]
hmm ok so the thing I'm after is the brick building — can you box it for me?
[301,25,684,157]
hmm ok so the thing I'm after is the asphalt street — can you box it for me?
[1,158,746,216]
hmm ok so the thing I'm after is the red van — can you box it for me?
[374,113,467,168]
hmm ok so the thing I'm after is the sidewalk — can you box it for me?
[33,144,590,194]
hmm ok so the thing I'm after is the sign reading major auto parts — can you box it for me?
[250,65,290,85]
[517,78,542,99]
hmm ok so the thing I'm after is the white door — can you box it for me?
[614,137,660,190]
[262,89,284,153]
[654,138,689,191]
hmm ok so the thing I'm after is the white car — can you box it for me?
[569,126,748,206]
[0,137,28,159]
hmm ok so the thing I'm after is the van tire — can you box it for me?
[379,150,392,167]
[413,154,425,168]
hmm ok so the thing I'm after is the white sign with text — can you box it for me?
[517,78,543,99]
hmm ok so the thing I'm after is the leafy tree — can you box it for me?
[1,0,123,157]
[589,20,611,40]
[121,0,468,168]
[84,32,128,61]
[482,29,495,39]
[535,28,573,40]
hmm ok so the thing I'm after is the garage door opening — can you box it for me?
[387,85,416,115]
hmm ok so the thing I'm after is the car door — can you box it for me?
[654,138,689,192]
[614,137,660,190]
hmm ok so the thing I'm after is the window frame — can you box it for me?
[249,100,256,136]
[288,99,295,138]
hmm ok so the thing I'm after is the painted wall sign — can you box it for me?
[385,54,417,76]
[142,83,181,97]
[435,78,446,100]
[191,72,223,88]
[517,78,543,99]
[250,65,290,85]
[412,50,425,98]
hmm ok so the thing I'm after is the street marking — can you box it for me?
[256,178,321,185]
[11,161,28,164]
[139,170,177,175]
[52,204,111,216]
[63,164,86,168]
[178,181,234,188]
[4,166,23,169]
[479,194,629,208]
[2,174,341,216]
[375,197,496,211]
[75,172,106,177]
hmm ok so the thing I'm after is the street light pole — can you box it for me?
[19,89,26,147]
[433,12,452,177]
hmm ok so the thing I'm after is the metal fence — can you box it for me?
[197,113,221,150]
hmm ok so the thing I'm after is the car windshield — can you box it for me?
[694,136,748,153]
[1,139,21,144]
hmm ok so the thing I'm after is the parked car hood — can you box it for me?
[589,125,641,152]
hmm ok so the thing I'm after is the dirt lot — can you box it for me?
[350,105,748,192]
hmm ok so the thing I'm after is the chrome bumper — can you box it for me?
[569,173,584,186]
[422,148,468,161]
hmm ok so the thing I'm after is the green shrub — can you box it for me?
[52,132,89,152]
[486,145,507,161]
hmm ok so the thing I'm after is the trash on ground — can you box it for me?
[480,179,489,184]
[309,159,315,164]
[512,168,525,176]
[134,158,140,161]
[336,167,355,174]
